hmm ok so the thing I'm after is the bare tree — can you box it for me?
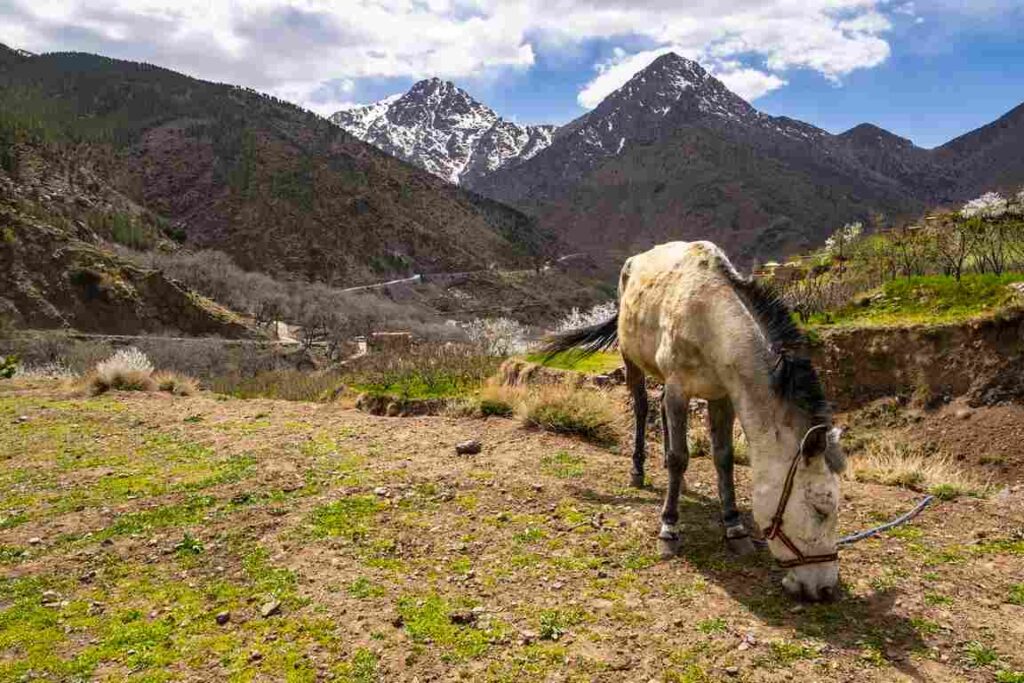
[930,217,982,282]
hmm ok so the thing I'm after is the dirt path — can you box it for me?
[1,380,1022,681]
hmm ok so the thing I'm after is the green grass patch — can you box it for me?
[334,647,379,682]
[308,496,382,540]
[766,639,816,666]
[806,273,1024,328]
[347,576,386,599]
[695,617,727,635]
[538,607,585,641]
[964,641,1000,667]
[540,450,585,479]
[482,643,568,682]
[98,495,216,540]
[525,351,620,374]
[397,594,505,661]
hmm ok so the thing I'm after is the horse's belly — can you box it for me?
[658,348,728,400]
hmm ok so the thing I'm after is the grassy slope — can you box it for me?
[806,273,1024,329]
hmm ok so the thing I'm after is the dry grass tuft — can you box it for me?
[482,382,621,447]
[154,371,199,397]
[847,436,990,499]
[87,347,156,394]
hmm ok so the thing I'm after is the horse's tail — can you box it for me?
[540,314,619,360]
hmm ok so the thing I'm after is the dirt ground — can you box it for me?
[1,379,1023,682]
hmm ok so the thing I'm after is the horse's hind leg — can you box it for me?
[658,381,689,558]
[625,358,647,489]
[707,398,755,556]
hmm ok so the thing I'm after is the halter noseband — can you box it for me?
[762,424,839,569]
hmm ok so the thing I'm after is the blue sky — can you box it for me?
[2,0,1023,149]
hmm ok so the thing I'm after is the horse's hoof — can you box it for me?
[726,535,756,557]
[630,473,645,489]
[658,536,681,559]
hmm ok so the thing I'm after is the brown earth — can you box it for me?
[1,379,1022,681]
[811,309,1024,411]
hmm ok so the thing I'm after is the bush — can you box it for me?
[154,371,199,397]
[464,317,529,356]
[13,361,76,379]
[0,354,17,379]
[847,436,990,499]
[88,347,156,394]
[483,382,621,447]
[209,370,346,402]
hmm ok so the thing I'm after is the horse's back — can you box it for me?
[618,241,741,395]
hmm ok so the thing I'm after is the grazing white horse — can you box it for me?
[546,241,845,600]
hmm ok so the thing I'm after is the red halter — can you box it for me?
[762,424,839,569]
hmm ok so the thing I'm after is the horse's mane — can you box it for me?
[721,267,832,428]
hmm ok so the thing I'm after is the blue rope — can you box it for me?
[837,495,935,546]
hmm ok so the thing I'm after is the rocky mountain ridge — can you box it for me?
[331,78,554,186]
[334,53,1023,267]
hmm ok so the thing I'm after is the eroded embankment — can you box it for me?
[810,308,1024,410]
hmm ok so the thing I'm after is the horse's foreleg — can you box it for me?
[658,382,689,558]
[625,358,648,488]
[708,398,754,556]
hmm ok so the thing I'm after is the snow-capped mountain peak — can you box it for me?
[330,80,554,185]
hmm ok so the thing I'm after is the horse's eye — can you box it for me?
[809,500,832,522]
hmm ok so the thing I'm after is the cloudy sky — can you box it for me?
[2,0,1023,147]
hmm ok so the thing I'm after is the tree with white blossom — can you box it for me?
[960,192,1008,219]
[465,317,529,356]
[556,301,618,333]
[824,222,863,276]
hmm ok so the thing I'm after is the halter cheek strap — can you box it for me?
[762,424,839,569]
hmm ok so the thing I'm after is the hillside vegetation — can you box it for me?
[769,190,1024,328]
[0,44,551,286]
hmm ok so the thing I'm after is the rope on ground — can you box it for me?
[751,495,935,550]
[837,495,935,546]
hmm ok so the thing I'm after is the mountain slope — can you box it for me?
[470,54,926,266]
[0,144,252,336]
[935,101,1024,198]
[0,47,552,286]
[331,79,554,186]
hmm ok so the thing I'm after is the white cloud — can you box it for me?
[715,67,788,102]
[0,0,1017,115]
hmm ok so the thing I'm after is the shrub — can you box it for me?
[13,361,76,379]
[0,354,17,379]
[961,192,1009,219]
[464,317,529,356]
[483,382,620,447]
[210,370,345,402]
[847,436,990,498]
[479,397,514,418]
[154,371,199,397]
[89,347,156,394]
[524,387,619,447]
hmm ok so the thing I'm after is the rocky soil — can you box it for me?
[1,379,1022,681]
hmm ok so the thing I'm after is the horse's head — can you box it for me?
[755,422,844,601]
